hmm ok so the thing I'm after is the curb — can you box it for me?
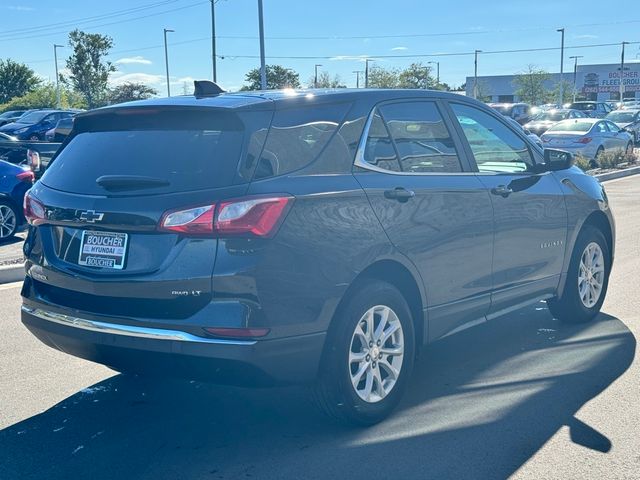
[595,165,640,182]
[0,263,25,285]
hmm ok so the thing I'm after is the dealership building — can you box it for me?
[465,62,640,103]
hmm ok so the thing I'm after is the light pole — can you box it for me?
[210,0,217,82]
[557,28,565,106]
[163,28,174,97]
[352,70,363,88]
[620,41,630,101]
[569,55,583,102]
[428,61,440,84]
[257,0,266,90]
[314,64,322,88]
[365,59,374,88]
[53,44,63,108]
[473,50,481,99]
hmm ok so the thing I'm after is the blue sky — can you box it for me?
[2,0,640,93]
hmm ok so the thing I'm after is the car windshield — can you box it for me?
[0,111,20,119]
[17,111,51,124]
[533,111,569,121]
[569,103,596,111]
[606,112,636,123]
[547,120,594,133]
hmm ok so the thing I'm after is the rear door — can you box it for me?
[447,102,568,318]
[354,99,494,341]
[23,106,272,320]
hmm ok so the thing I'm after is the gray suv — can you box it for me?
[21,86,615,425]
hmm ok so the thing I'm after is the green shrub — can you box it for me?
[574,154,592,171]
[596,149,628,169]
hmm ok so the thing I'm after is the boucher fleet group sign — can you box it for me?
[581,65,640,94]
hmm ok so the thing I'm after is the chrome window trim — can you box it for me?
[21,305,257,346]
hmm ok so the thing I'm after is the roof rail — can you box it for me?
[194,80,226,98]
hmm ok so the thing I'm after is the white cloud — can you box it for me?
[329,55,369,62]
[7,5,35,11]
[574,34,598,40]
[391,46,408,51]
[114,56,152,65]
[109,71,165,87]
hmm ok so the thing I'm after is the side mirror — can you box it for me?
[541,149,574,172]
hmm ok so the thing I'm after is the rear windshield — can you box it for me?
[534,111,568,121]
[569,103,595,111]
[41,112,247,195]
[547,120,593,133]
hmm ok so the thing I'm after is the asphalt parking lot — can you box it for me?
[0,175,638,479]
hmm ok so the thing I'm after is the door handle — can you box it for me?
[491,185,513,197]
[384,187,415,202]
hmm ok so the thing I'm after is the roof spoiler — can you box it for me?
[194,80,225,98]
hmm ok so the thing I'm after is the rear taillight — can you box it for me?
[158,195,294,238]
[575,137,593,144]
[27,149,41,172]
[16,170,35,183]
[23,191,46,225]
[215,196,293,237]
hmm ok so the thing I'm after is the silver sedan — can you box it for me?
[541,118,634,160]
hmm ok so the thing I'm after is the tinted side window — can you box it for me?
[379,102,462,173]
[254,102,350,179]
[595,122,608,133]
[362,112,401,172]
[605,121,620,132]
[451,103,534,173]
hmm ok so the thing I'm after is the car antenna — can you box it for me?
[194,80,226,98]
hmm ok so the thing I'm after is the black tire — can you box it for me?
[625,142,633,156]
[313,279,415,426]
[547,225,610,324]
[0,201,19,241]
[29,134,39,141]
[592,147,604,168]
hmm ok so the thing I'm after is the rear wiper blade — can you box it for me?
[96,175,170,191]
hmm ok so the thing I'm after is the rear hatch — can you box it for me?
[23,103,272,320]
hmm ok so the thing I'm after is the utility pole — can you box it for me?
[163,28,174,97]
[352,70,363,88]
[620,41,629,101]
[473,50,481,99]
[428,61,440,84]
[314,64,322,88]
[257,0,266,90]
[210,0,217,82]
[53,44,63,108]
[569,55,583,102]
[557,28,565,107]
[365,59,374,88]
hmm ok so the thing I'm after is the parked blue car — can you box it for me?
[0,110,75,141]
[0,160,34,240]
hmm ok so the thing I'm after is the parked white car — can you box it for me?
[541,118,634,160]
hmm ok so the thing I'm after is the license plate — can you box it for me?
[78,231,128,270]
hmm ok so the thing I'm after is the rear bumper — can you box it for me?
[21,302,326,386]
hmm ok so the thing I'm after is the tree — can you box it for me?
[0,83,86,111]
[241,65,300,90]
[551,80,574,105]
[308,71,346,88]
[367,66,400,88]
[513,65,552,105]
[398,63,435,89]
[108,82,157,104]
[63,29,115,108]
[0,59,41,104]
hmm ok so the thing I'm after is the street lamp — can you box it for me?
[53,44,64,108]
[365,58,375,88]
[428,61,440,84]
[258,0,266,90]
[473,50,482,99]
[210,0,217,82]
[620,41,630,101]
[558,28,565,106]
[352,70,363,88]
[569,55,583,102]
[163,28,174,97]
[314,64,323,88]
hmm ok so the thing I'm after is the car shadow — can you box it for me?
[0,304,635,479]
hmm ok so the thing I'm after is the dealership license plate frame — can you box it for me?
[78,230,129,270]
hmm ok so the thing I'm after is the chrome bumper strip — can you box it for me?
[21,305,257,346]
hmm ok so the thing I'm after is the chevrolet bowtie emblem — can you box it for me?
[79,210,104,223]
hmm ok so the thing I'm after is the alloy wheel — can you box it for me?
[0,205,17,239]
[578,242,605,308]
[349,305,404,403]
